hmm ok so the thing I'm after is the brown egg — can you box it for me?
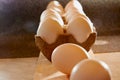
[70,59,111,80]
[50,7,64,15]
[40,9,64,26]
[51,43,91,75]
[65,0,84,14]
[47,0,64,15]
[37,17,64,44]
[65,10,87,23]
[67,17,93,43]
[65,9,93,25]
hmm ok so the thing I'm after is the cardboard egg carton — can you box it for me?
[35,30,96,61]
[35,0,97,61]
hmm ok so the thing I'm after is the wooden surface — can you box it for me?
[34,52,120,80]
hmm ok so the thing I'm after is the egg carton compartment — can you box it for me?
[35,31,96,61]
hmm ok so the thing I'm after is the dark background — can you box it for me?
[0,0,120,58]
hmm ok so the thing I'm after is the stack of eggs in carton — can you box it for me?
[35,0,111,80]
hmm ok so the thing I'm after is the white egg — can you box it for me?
[51,43,91,75]
[70,59,111,80]
[67,17,93,43]
[37,17,64,44]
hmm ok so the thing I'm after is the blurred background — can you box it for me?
[0,0,120,58]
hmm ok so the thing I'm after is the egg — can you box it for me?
[50,7,64,16]
[65,7,93,30]
[67,13,93,29]
[65,11,87,23]
[51,43,91,75]
[65,6,85,16]
[37,17,64,44]
[65,0,84,14]
[67,17,93,43]
[70,59,111,80]
[40,9,64,26]
[47,0,64,15]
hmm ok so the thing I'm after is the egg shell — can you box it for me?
[51,43,91,75]
[65,11,87,24]
[65,6,85,16]
[40,9,64,26]
[65,9,93,30]
[67,13,93,29]
[37,17,64,44]
[50,7,64,15]
[65,0,83,13]
[67,16,93,43]
[47,0,64,15]
[70,59,111,80]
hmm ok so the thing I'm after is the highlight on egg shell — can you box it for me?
[65,11,93,28]
[65,11,87,24]
[51,43,91,75]
[40,9,64,26]
[47,0,64,15]
[65,5,85,17]
[70,59,111,80]
[50,7,64,16]
[65,0,83,13]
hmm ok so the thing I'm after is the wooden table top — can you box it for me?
[34,52,120,80]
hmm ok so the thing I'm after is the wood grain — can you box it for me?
[34,52,120,80]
